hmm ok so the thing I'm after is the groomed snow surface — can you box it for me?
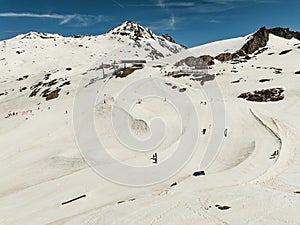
[1,29,300,225]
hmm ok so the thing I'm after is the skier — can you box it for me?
[151,153,158,164]
[224,128,228,137]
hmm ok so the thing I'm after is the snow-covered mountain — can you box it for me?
[106,21,185,59]
[0,21,185,79]
[1,23,300,225]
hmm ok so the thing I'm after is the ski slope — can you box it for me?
[1,24,300,225]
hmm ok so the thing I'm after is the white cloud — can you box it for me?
[204,0,278,3]
[157,0,166,8]
[187,0,279,13]
[0,12,105,27]
[169,15,176,29]
[125,1,194,7]
[111,0,125,8]
[208,19,222,23]
[170,2,195,6]
[155,0,195,8]
[148,15,178,31]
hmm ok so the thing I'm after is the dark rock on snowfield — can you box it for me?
[259,79,271,83]
[45,89,60,101]
[175,55,214,67]
[217,205,231,210]
[254,47,268,55]
[240,27,269,55]
[215,52,238,62]
[193,171,205,176]
[279,49,292,55]
[238,88,284,102]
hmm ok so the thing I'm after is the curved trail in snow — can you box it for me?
[165,107,295,192]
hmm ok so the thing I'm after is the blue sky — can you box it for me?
[0,0,299,47]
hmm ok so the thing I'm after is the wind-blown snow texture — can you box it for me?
[1,22,300,224]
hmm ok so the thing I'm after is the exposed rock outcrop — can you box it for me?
[238,27,300,57]
[162,34,187,49]
[238,88,284,102]
[235,49,247,57]
[162,34,176,43]
[45,89,60,101]
[279,49,292,55]
[240,27,269,55]
[215,52,238,62]
[175,55,214,67]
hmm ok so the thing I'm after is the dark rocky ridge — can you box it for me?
[268,27,300,41]
[162,34,187,49]
[162,34,176,43]
[231,27,300,58]
[240,27,269,55]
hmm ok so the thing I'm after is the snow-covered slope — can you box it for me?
[164,34,251,64]
[190,35,251,56]
[1,25,300,225]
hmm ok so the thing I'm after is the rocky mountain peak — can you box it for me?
[106,21,186,58]
[108,20,156,41]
